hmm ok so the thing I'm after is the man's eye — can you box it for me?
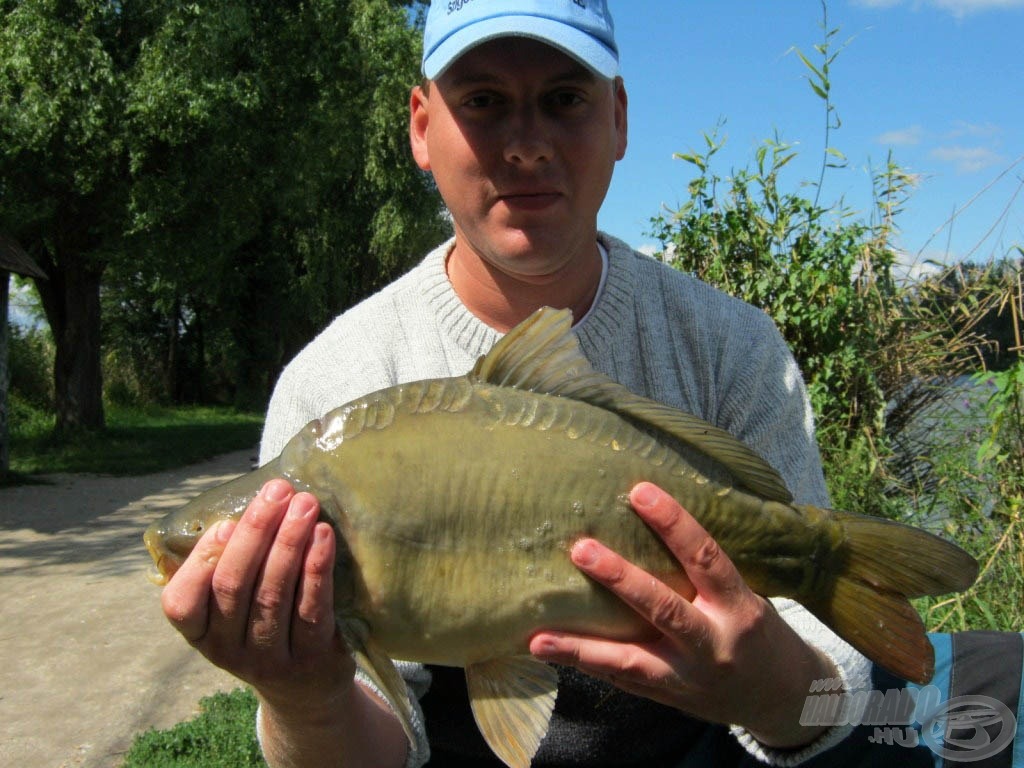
[549,91,584,109]
[464,93,500,108]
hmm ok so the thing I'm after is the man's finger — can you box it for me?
[570,538,701,639]
[629,482,744,606]
[290,521,339,656]
[247,491,320,651]
[529,631,682,702]
[161,519,235,644]
[205,480,294,649]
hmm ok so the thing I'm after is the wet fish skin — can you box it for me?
[144,307,978,768]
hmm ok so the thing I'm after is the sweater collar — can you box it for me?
[419,233,638,361]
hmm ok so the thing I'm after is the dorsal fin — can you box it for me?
[471,305,594,392]
[472,307,793,504]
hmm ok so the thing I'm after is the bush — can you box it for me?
[908,359,1024,632]
[651,3,1022,634]
[6,390,54,442]
[123,689,266,768]
[7,322,54,410]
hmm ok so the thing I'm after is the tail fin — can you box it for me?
[800,508,978,685]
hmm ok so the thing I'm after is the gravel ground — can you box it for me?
[0,449,257,767]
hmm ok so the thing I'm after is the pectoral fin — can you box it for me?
[342,621,416,748]
[465,656,559,768]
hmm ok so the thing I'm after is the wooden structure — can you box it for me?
[1,234,47,478]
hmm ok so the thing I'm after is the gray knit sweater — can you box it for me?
[258,233,870,766]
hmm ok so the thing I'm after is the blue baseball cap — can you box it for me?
[422,0,619,80]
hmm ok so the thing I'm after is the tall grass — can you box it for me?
[910,320,1024,633]
[5,401,262,478]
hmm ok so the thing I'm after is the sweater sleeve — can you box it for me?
[715,313,873,764]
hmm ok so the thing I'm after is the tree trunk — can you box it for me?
[1,271,10,477]
[36,260,105,435]
[167,293,180,402]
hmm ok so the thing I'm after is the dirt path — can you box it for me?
[0,449,259,767]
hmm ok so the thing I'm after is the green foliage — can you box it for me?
[123,689,266,768]
[909,355,1024,633]
[817,426,907,523]
[654,3,1024,632]
[114,0,447,412]
[650,128,912,454]
[6,322,53,411]
[790,0,851,205]
[650,8,990,520]
[7,404,262,476]
[976,362,1024,471]
[2,0,446,425]
[0,0,141,432]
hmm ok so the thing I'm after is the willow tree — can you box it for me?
[0,0,143,432]
[1,0,444,427]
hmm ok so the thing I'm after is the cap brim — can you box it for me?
[423,16,618,80]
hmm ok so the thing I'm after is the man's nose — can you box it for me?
[503,107,553,167]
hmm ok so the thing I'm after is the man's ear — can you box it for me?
[614,77,628,161]
[409,84,432,171]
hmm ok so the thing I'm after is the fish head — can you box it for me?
[143,463,278,585]
[143,510,216,586]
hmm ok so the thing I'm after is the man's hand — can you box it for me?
[160,478,351,707]
[529,482,836,749]
[158,479,408,768]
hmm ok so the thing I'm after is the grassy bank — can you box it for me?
[123,689,266,768]
[5,403,263,479]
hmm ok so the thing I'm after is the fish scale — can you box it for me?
[309,387,683,659]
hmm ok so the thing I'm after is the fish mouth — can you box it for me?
[143,525,182,586]
[146,563,170,586]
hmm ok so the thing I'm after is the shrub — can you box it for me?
[7,322,54,411]
[123,689,266,768]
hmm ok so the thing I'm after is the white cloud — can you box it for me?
[853,0,905,7]
[876,125,925,146]
[636,241,676,262]
[893,249,949,281]
[931,0,1024,16]
[945,121,1001,139]
[930,145,1004,173]
[852,0,1024,15]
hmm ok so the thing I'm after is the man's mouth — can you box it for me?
[498,191,562,211]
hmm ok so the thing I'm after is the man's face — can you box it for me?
[410,37,627,281]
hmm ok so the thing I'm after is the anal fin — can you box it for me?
[342,621,416,748]
[466,656,559,768]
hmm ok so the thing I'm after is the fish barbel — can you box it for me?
[144,307,978,768]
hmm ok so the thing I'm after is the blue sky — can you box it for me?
[599,0,1024,273]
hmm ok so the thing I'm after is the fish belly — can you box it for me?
[297,384,707,667]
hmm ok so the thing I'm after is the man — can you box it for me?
[160,2,872,765]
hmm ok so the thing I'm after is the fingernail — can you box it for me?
[287,495,317,521]
[533,637,560,655]
[261,479,291,502]
[631,482,658,509]
[530,634,564,657]
[571,539,599,567]
[215,519,236,543]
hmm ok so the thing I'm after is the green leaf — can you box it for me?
[795,49,825,82]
